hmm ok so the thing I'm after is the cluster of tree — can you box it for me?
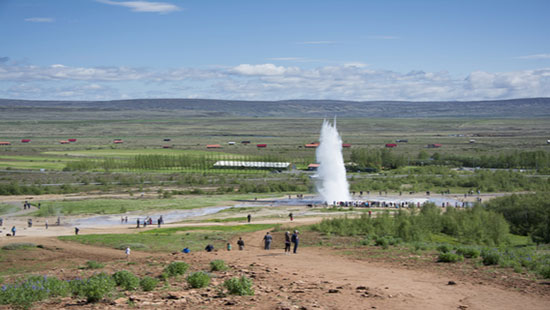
[312,203,509,246]
[350,148,407,171]
[0,183,77,195]
[428,150,550,170]
[485,192,550,244]
[237,181,308,193]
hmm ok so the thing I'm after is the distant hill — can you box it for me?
[1,98,549,120]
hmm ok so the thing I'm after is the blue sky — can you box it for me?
[1,0,549,101]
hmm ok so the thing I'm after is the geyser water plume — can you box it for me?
[315,119,351,203]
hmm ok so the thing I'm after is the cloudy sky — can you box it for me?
[1,0,549,101]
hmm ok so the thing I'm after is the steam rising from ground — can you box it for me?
[315,119,351,203]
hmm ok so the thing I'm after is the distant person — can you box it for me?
[226,242,232,251]
[284,231,291,254]
[75,227,80,235]
[45,220,48,229]
[125,216,128,223]
[182,247,190,253]
[11,226,16,236]
[205,244,214,252]
[288,213,294,221]
[237,237,245,250]
[263,232,272,250]
[159,215,164,224]
[121,217,124,223]
[0,217,3,226]
[136,218,140,228]
[157,217,162,228]
[27,219,32,228]
[125,247,131,260]
[247,214,251,223]
[291,230,299,254]
[56,216,61,226]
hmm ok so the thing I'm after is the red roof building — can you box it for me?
[305,143,320,148]
[307,163,320,171]
[427,144,442,148]
[385,143,397,148]
[68,138,77,142]
[60,140,69,144]
[21,139,31,143]
[0,142,11,146]
[256,144,267,148]
[206,144,222,149]
[342,143,352,148]
[113,139,123,144]
[162,145,173,149]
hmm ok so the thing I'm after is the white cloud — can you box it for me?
[1,60,549,101]
[231,64,300,76]
[24,17,55,23]
[97,0,181,14]
[517,54,550,60]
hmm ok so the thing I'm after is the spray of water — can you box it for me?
[315,119,351,203]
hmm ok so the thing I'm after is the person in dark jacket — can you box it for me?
[291,230,299,254]
[284,231,291,254]
[237,237,245,250]
[263,232,272,250]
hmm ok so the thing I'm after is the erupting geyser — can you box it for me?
[315,119,351,203]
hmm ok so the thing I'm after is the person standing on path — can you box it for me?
[125,247,131,260]
[284,231,291,254]
[237,237,245,250]
[157,217,162,228]
[289,213,294,221]
[291,230,299,254]
[75,227,80,235]
[247,214,251,223]
[45,220,48,229]
[11,226,15,236]
[263,232,272,250]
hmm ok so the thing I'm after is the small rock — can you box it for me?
[292,290,305,294]
[448,281,457,285]
[166,292,186,300]
[356,286,368,290]
[458,306,468,310]
[328,289,340,293]
[112,297,127,305]
[225,300,236,306]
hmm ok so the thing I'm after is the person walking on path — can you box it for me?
[11,226,15,236]
[125,247,131,260]
[237,237,245,250]
[247,214,251,223]
[75,227,80,235]
[263,232,272,250]
[45,220,48,229]
[289,213,294,221]
[136,218,140,228]
[291,230,299,254]
[157,217,162,228]
[284,231,291,254]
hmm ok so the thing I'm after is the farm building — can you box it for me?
[113,139,123,144]
[547,139,550,145]
[469,139,476,144]
[305,143,320,148]
[163,138,171,142]
[228,142,236,145]
[206,144,222,149]
[21,139,31,143]
[256,144,267,148]
[385,143,397,148]
[162,145,173,149]
[0,142,11,146]
[342,143,352,148]
[68,138,77,142]
[241,141,251,144]
[308,163,320,171]
[396,139,408,143]
[427,144,442,148]
[59,140,69,144]
[213,161,290,170]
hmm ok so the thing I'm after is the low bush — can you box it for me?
[538,265,550,279]
[140,276,159,291]
[438,252,464,263]
[1,243,36,250]
[210,260,228,271]
[374,237,390,249]
[224,276,254,296]
[0,275,71,309]
[481,249,500,265]
[163,261,189,277]
[112,270,140,290]
[456,247,480,258]
[84,260,105,270]
[81,273,116,303]
[186,271,211,288]
[436,244,453,253]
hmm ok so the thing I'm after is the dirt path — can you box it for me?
[207,230,550,310]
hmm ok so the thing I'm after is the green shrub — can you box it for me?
[456,246,480,258]
[84,260,105,269]
[1,243,36,250]
[164,261,189,277]
[436,244,453,253]
[481,249,500,265]
[81,273,116,303]
[112,270,140,290]
[140,276,159,291]
[0,275,71,310]
[186,271,211,288]
[438,252,464,263]
[413,242,429,251]
[374,237,390,249]
[210,260,228,272]
[224,276,254,296]
[538,265,550,279]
